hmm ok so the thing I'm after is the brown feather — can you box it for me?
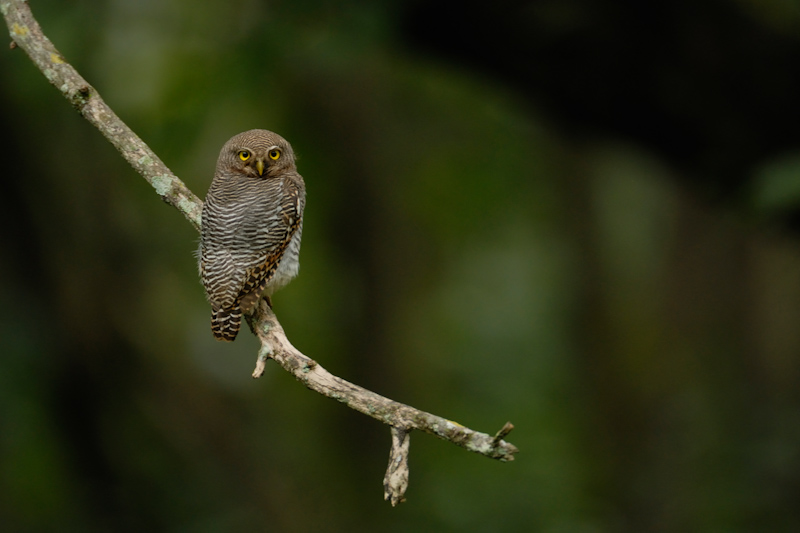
[200,129,306,342]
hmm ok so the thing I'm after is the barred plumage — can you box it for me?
[199,129,306,341]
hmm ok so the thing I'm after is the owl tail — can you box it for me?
[211,308,241,342]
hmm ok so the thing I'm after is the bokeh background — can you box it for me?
[3,0,800,531]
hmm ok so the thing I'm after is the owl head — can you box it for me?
[217,129,297,179]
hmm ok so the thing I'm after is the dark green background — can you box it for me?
[2,0,800,531]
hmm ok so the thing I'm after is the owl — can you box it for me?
[199,129,306,341]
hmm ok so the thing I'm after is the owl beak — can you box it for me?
[256,159,265,176]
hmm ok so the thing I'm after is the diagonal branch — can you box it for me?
[246,299,517,462]
[1,0,202,231]
[3,0,518,505]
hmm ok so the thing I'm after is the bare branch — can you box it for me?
[246,299,519,462]
[2,0,202,231]
[3,0,519,503]
[384,427,410,506]
[493,421,515,444]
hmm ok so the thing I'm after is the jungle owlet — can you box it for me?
[199,129,306,342]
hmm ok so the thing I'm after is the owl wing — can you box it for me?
[236,176,305,314]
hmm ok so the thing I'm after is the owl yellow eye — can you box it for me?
[269,149,281,160]
[238,150,251,161]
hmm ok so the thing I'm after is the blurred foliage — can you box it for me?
[2,0,800,531]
